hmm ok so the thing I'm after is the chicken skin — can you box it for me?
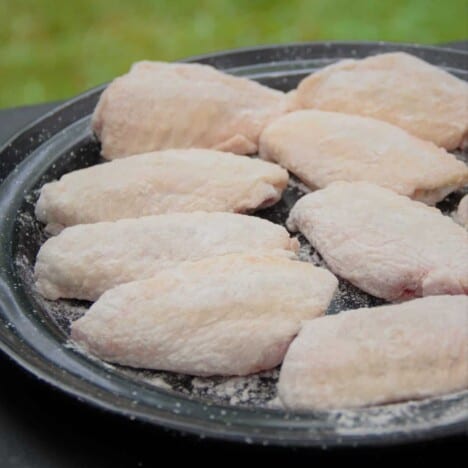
[92,61,287,159]
[294,52,468,149]
[260,110,468,204]
[71,254,338,376]
[35,212,299,301]
[278,295,468,410]
[35,149,288,232]
[287,181,468,301]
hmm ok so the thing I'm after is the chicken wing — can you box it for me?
[71,254,338,376]
[35,212,299,301]
[278,295,468,410]
[260,110,468,204]
[35,149,288,232]
[294,52,468,149]
[287,181,468,301]
[92,61,287,159]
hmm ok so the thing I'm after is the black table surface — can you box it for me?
[1,42,467,466]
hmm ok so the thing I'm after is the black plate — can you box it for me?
[0,42,467,447]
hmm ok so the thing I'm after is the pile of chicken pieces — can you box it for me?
[34,52,468,411]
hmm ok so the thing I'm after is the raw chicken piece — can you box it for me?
[455,194,468,228]
[35,149,288,232]
[287,181,468,301]
[278,295,468,410]
[259,110,468,204]
[294,52,468,150]
[92,61,287,159]
[71,254,338,376]
[35,212,299,301]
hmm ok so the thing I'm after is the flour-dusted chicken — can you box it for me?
[259,110,468,204]
[455,194,468,228]
[287,182,468,301]
[71,254,338,376]
[35,149,289,232]
[35,212,299,301]
[92,61,287,159]
[294,52,468,150]
[278,295,468,410]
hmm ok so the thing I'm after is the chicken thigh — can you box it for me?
[287,181,468,301]
[294,52,468,149]
[71,254,338,376]
[278,295,468,410]
[259,110,468,204]
[35,149,288,232]
[92,61,287,159]
[35,212,299,301]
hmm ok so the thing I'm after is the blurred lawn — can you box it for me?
[1,0,467,107]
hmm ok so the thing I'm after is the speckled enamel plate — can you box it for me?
[0,42,467,447]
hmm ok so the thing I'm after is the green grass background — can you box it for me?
[1,0,467,107]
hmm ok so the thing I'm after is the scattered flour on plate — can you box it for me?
[286,177,311,195]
